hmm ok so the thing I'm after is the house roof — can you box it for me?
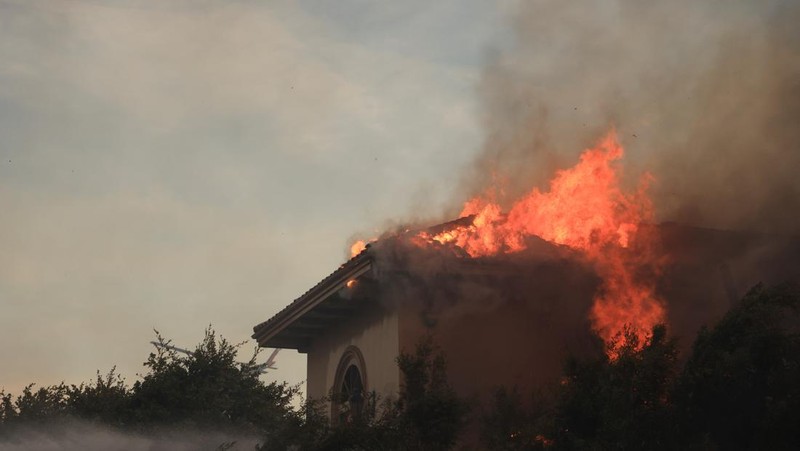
[251,218,478,351]
[252,221,800,355]
[249,215,582,351]
[251,245,375,351]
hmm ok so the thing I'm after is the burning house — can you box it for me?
[252,133,800,422]
[251,228,598,422]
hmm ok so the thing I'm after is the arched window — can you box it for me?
[332,346,367,424]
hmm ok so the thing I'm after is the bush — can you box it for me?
[675,283,800,449]
[312,336,469,451]
[0,327,309,446]
[479,283,800,450]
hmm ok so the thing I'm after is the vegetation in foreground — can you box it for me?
[2,283,799,450]
[482,283,800,450]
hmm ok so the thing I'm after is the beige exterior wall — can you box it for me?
[306,301,400,411]
[397,287,598,404]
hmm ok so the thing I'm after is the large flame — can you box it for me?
[418,131,664,354]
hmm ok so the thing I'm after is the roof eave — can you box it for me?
[252,251,373,349]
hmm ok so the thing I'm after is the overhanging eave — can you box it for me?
[252,249,374,351]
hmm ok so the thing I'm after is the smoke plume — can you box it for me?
[465,0,800,234]
[339,1,800,397]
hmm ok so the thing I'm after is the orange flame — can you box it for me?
[350,240,368,257]
[417,131,664,354]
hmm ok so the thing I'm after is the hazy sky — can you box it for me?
[0,0,508,395]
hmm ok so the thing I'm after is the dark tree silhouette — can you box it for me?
[478,283,800,451]
[1,327,309,446]
[314,336,469,451]
[549,324,679,450]
[675,283,800,449]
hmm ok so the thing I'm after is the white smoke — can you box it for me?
[0,419,260,451]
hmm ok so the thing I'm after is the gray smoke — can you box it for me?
[344,0,800,396]
[0,419,259,451]
[464,0,800,234]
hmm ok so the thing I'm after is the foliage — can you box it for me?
[311,395,403,451]
[1,326,307,446]
[252,396,333,451]
[480,386,555,451]
[310,336,469,451]
[548,324,679,450]
[1,383,70,425]
[479,282,800,450]
[129,327,298,434]
[5,284,799,450]
[675,283,800,449]
[66,367,132,427]
[1,329,467,449]
[395,336,469,450]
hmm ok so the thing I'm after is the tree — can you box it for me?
[0,383,69,425]
[64,367,131,427]
[128,327,301,438]
[0,326,309,447]
[311,336,469,451]
[547,324,679,450]
[480,386,555,451]
[478,283,800,450]
[395,336,470,450]
[675,283,800,449]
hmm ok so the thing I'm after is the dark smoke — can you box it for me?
[346,0,800,397]
[370,234,603,391]
[465,0,800,234]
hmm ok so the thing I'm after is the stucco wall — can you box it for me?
[397,284,598,403]
[306,301,400,412]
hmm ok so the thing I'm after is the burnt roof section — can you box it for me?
[251,245,374,351]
